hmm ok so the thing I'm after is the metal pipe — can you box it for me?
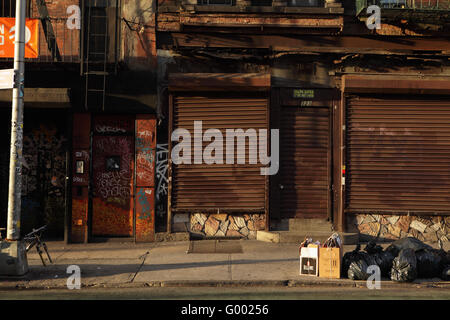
[7,0,27,240]
[80,0,85,76]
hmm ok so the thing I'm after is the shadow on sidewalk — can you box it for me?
[0,257,298,282]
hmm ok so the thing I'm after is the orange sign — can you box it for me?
[0,18,39,58]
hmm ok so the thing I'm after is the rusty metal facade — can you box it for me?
[70,114,157,242]
[345,95,450,213]
[135,115,157,242]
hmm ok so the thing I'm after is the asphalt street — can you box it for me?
[0,285,449,300]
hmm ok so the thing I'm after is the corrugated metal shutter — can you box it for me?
[280,107,330,219]
[346,96,450,212]
[172,94,268,210]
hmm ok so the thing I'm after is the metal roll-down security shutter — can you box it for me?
[346,96,450,212]
[280,107,330,219]
[172,93,269,211]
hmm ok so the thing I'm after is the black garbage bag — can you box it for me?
[385,237,433,257]
[348,251,378,280]
[363,241,394,277]
[432,249,449,274]
[416,249,443,278]
[441,266,450,281]
[390,248,417,282]
[371,250,395,277]
[342,244,361,277]
[364,241,383,254]
[443,250,450,266]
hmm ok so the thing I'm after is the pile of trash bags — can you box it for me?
[342,237,450,282]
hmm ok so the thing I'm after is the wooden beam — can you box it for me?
[168,73,271,91]
[159,33,450,54]
[0,88,70,107]
[342,74,450,94]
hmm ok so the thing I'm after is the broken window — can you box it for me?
[0,0,31,18]
[251,0,273,5]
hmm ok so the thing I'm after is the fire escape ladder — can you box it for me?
[84,0,109,112]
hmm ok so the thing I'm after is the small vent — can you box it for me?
[288,0,322,6]
[251,0,273,5]
[198,0,235,5]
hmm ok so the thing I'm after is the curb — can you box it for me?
[1,279,449,291]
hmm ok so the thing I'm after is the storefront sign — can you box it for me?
[0,68,14,89]
[293,89,315,99]
[0,18,39,58]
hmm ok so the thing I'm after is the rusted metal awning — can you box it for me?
[168,73,271,91]
[342,75,450,95]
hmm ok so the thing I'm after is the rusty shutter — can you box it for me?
[346,96,450,212]
[172,93,268,211]
[280,107,330,219]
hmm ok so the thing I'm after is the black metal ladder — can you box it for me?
[84,0,109,111]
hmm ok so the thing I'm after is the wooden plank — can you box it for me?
[0,88,70,107]
[169,73,271,91]
[159,33,450,53]
[343,75,450,94]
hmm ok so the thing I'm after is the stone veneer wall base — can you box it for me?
[190,213,266,239]
[347,214,449,244]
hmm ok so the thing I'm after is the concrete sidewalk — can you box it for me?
[0,240,448,290]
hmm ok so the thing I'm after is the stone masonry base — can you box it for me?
[190,213,266,239]
[347,214,449,244]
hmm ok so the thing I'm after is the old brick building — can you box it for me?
[0,0,80,238]
[0,0,449,244]
[0,0,158,242]
[156,0,450,244]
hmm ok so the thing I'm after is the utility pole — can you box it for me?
[0,0,28,276]
[7,0,26,240]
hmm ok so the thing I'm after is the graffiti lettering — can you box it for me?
[155,144,168,218]
[97,170,131,200]
[156,144,168,201]
[22,125,66,197]
[138,130,153,138]
[73,176,84,183]
[95,125,126,134]
[94,118,133,135]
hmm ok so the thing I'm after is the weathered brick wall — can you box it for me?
[30,0,80,62]
[121,0,157,69]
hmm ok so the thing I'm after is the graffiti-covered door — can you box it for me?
[92,116,135,237]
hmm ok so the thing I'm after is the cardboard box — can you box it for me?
[319,247,342,279]
[299,247,319,276]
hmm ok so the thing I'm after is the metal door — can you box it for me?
[280,106,331,219]
[92,116,134,236]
